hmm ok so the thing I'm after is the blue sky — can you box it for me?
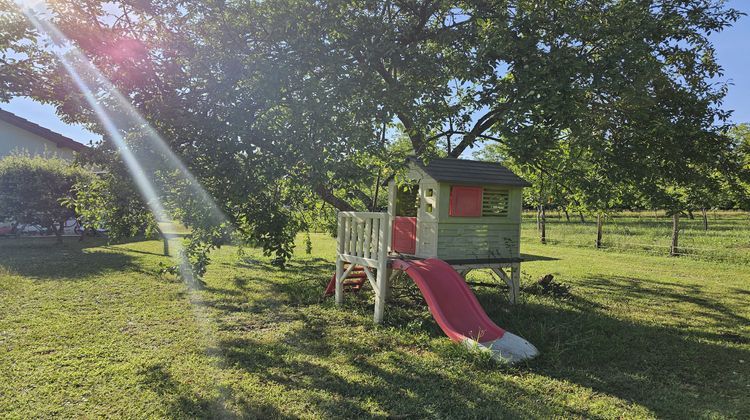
[3,1,749,145]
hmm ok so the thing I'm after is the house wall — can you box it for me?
[0,120,76,160]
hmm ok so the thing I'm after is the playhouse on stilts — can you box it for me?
[325,157,538,363]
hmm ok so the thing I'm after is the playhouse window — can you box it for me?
[449,186,483,217]
[395,184,419,217]
[482,188,509,217]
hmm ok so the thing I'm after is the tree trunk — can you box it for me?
[595,213,603,249]
[701,208,708,231]
[564,209,570,222]
[53,220,63,244]
[540,204,546,244]
[536,205,541,230]
[579,212,585,223]
[371,172,381,212]
[670,213,680,257]
[155,226,170,256]
[687,209,695,220]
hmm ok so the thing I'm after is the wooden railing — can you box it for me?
[337,211,389,266]
[335,211,391,322]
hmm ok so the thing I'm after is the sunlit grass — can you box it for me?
[1,227,748,418]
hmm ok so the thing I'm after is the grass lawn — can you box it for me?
[1,228,748,418]
[522,210,750,264]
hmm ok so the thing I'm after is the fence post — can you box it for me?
[670,213,680,257]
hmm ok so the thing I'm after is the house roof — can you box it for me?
[0,108,87,152]
[409,157,531,187]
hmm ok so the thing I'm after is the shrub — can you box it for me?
[0,154,91,243]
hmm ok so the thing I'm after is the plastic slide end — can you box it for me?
[463,332,539,364]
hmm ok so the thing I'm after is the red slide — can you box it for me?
[391,258,538,363]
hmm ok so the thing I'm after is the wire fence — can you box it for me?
[522,210,750,264]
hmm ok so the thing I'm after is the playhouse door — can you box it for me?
[392,216,417,254]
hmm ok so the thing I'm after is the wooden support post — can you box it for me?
[510,263,521,304]
[335,213,345,305]
[670,213,680,257]
[384,268,397,302]
[374,214,390,323]
[374,268,386,323]
[335,257,344,305]
[490,266,519,304]
[595,213,603,249]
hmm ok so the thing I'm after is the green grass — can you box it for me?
[1,226,748,418]
[523,210,750,264]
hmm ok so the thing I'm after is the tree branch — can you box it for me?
[365,56,424,152]
[449,106,508,157]
[314,184,355,211]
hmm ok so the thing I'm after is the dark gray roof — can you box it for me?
[409,157,531,187]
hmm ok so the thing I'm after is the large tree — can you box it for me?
[2,0,743,266]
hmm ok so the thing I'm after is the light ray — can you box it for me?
[17,7,233,413]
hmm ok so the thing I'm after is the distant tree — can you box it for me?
[67,145,164,251]
[0,154,91,243]
[725,124,750,211]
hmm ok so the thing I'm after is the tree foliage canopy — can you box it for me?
[0,0,744,265]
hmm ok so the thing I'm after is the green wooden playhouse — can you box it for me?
[333,157,531,324]
[387,157,530,262]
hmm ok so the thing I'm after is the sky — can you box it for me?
[2,0,750,145]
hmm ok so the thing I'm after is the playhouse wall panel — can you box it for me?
[437,185,523,224]
[416,222,438,257]
[436,224,520,260]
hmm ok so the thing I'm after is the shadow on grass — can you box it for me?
[0,237,139,280]
[474,276,750,418]
[138,363,290,418]
[201,257,750,418]
[520,253,559,262]
[582,275,750,328]
[217,327,554,418]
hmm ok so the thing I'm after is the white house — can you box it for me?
[0,109,87,160]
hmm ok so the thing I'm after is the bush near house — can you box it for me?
[0,154,91,243]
